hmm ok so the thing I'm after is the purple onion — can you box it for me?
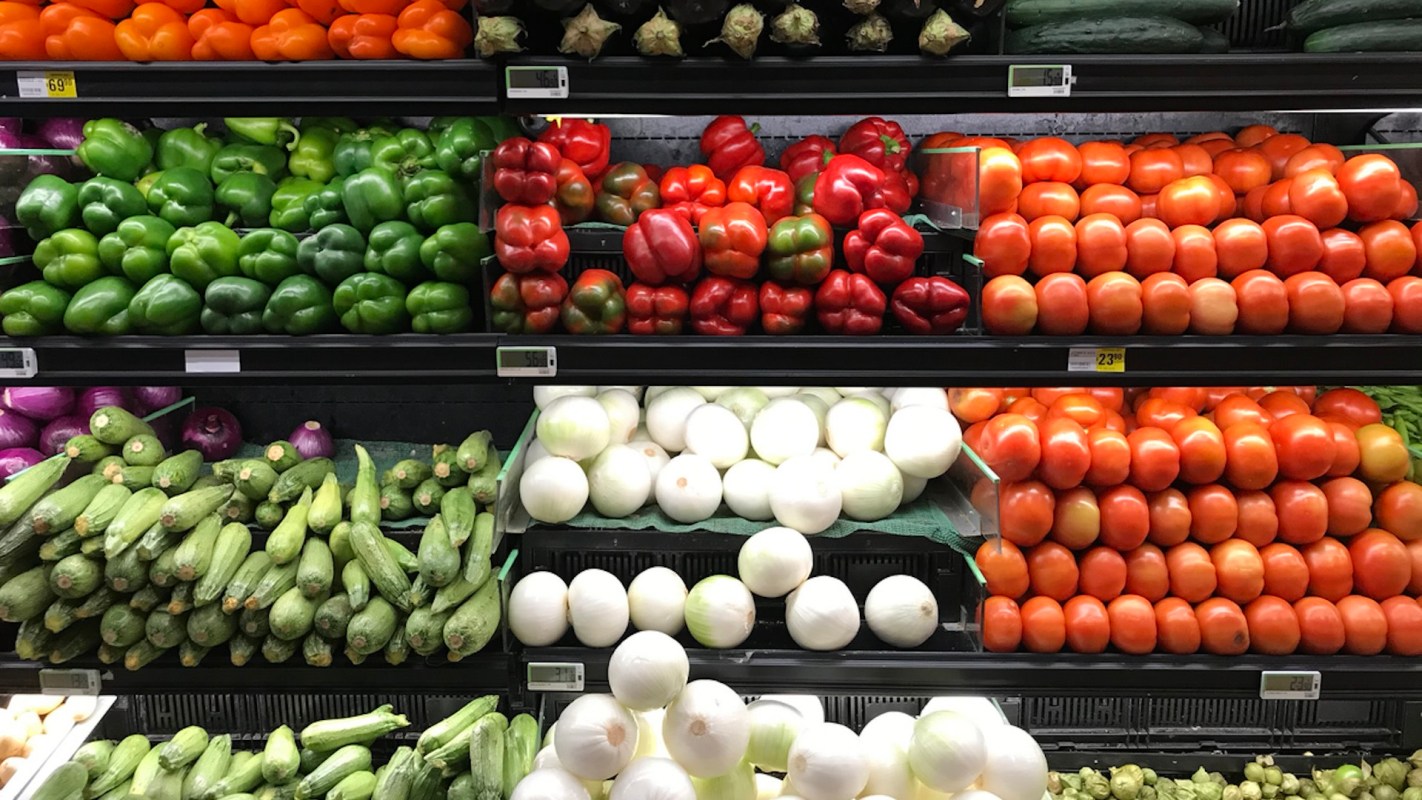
[2,387,75,421]
[36,119,83,151]
[181,406,242,460]
[0,119,21,135]
[0,216,14,259]
[0,448,43,479]
[288,420,334,459]
[131,386,182,415]
[19,133,74,180]
[149,413,179,451]
[76,386,128,419]
[0,409,37,450]
[38,414,87,455]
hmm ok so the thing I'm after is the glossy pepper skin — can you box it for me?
[342,167,405,232]
[690,276,758,336]
[726,166,795,226]
[780,135,836,184]
[78,119,153,183]
[372,128,437,176]
[623,209,700,286]
[403,170,475,231]
[237,227,301,285]
[659,165,725,225]
[489,271,568,335]
[333,272,409,334]
[328,12,399,59]
[16,175,79,240]
[216,172,278,227]
[332,126,394,177]
[491,137,561,205]
[596,163,660,226]
[844,209,923,287]
[305,179,347,228]
[891,276,970,335]
[201,276,271,334]
[114,3,194,60]
[562,269,626,335]
[262,274,336,335]
[128,274,201,335]
[210,143,287,184]
[36,229,104,289]
[839,116,911,173]
[63,276,136,335]
[189,8,256,60]
[364,220,427,285]
[166,221,241,290]
[225,117,301,150]
[553,159,594,226]
[250,8,334,59]
[268,178,323,232]
[699,202,767,281]
[494,205,568,275]
[815,269,886,335]
[146,167,216,228]
[421,222,491,283]
[391,0,472,59]
[812,154,887,227]
[98,215,176,284]
[0,281,72,336]
[626,282,688,335]
[537,119,611,179]
[407,280,473,334]
[434,117,499,183]
[764,213,833,287]
[77,177,146,237]
[760,281,813,335]
[42,7,125,62]
[793,172,816,215]
[297,223,367,286]
[288,125,338,183]
[699,115,764,182]
[156,124,222,175]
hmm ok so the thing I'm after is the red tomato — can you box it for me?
[1235,489,1280,548]
[1213,218,1269,279]
[1207,173,1238,222]
[1127,427,1181,492]
[1236,125,1279,147]
[1231,269,1289,335]
[1285,273,1346,334]
[1258,390,1310,419]
[1148,488,1192,547]
[1382,596,1422,655]
[981,275,1038,335]
[1189,484,1239,544]
[1259,542,1309,601]
[1173,144,1214,177]
[1032,387,1085,407]
[1000,480,1055,547]
[1085,427,1131,488]
[1033,273,1090,336]
[979,147,1024,216]
[1036,416,1091,489]
[1157,176,1223,228]
[1086,271,1144,336]
[1063,595,1111,653]
[1303,537,1353,601]
[1197,597,1250,655]
[1318,228,1367,283]
[1321,476,1373,537]
[1098,485,1150,550]
[1338,154,1404,223]
[1155,597,1202,654]
[1140,273,1192,335]
[1171,224,1218,283]
[1188,131,1234,145]
[1340,277,1394,333]
[976,413,1040,484]
[1360,219,1418,281]
[981,595,1023,652]
[1074,213,1129,278]
[1078,546,1127,601]
[1019,137,1083,184]
[1026,541,1079,601]
[1314,387,1382,427]
[1046,392,1105,427]
[1284,143,1346,177]
[1349,527,1410,599]
[1262,179,1295,217]
[1077,141,1131,187]
[1337,595,1388,655]
[1020,596,1067,653]
[1255,133,1312,179]
[1262,215,1323,277]
[1270,414,1337,481]
[1271,480,1329,546]
[1390,276,1422,333]
[1213,149,1272,194]
[1287,168,1349,229]
[1409,540,1422,594]
[1008,396,1049,424]
[1018,182,1081,223]
[948,388,1003,425]
[1051,486,1100,550]
[1134,133,1179,148]
[1241,185,1269,222]
[1295,597,1346,654]
[974,213,1032,278]
[1212,393,1274,430]
[1079,183,1142,224]
[1139,193,1159,219]
[1327,422,1362,477]
[1396,180,1420,219]
[1124,218,1175,279]
[1027,215,1077,277]
[1223,422,1279,490]
[1106,594,1157,655]
[1245,596,1301,655]
[1188,277,1239,336]
[1135,398,1196,430]
[1356,423,1412,484]
[1123,544,1169,602]
[1129,148,1184,194]
[976,538,1030,598]
[1210,539,1264,603]
[1167,541,1217,602]
[1376,481,1422,542]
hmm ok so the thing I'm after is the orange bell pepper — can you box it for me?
[290,0,342,25]
[213,0,285,25]
[390,0,466,59]
[327,12,395,58]
[0,6,45,59]
[41,3,124,58]
[189,8,255,58]
[334,0,405,15]
[0,2,37,23]
[250,7,332,59]
[115,3,194,60]
[67,0,134,20]
[137,0,205,16]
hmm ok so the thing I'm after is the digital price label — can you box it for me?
[1067,347,1125,373]
[497,346,557,378]
[185,349,241,374]
[0,347,37,379]
[1008,64,1072,98]
[528,662,584,692]
[1260,670,1321,700]
[17,71,77,99]
[39,668,101,696]
[506,66,570,100]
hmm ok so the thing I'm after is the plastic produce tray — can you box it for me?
[5,696,115,800]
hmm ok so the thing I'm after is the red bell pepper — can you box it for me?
[492,137,561,205]
[561,269,626,334]
[626,282,689,335]
[537,119,611,179]
[726,165,795,226]
[891,276,970,335]
[623,208,701,286]
[812,154,886,227]
[760,281,813,335]
[554,159,595,226]
[793,173,816,216]
[816,269,886,335]
[765,213,834,286]
[494,204,570,274]
[489,270,568,334]
[659,165,726,225]
[690,276,758,336]
[902,170,920,198]
[643,163,664,183]
[878,168,913,215]
[839,116,911,173]
[843,208,924,287]
[700,115,764,182]
[596,162,660,226]
[698,202,767,281]
[780,135,836,184]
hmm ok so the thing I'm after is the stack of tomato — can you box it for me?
[965,125,1422,337]
[959,385,1422,656]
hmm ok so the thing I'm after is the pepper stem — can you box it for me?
[880,133,901,154]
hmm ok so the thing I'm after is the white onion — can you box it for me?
[589,445,653,518]
[512,768,593,800]
[716,387,771,429]
[608,631,690,711]
[977,726,1048,800]
[758,696,824,726]
[645,386,675,404]
[754,774,783,800]
[691,386,733,400]
[633,424,651,442]
[737,527,812,598]
[865,575,938,648]
[954,791,1004,800]
[861,716,915,798]
[794,394,830,447]
[634,709,670,760]
[663,680,751,779]
[539,396,613,460]
[533,745,562,771]
[919,697,1006,729]
[684,576,755,648]
[536,385,599,409]
[884,406,962,480]
[608,757,696,800]
[509,572,570,646]
[825,398,888,458]
[890,389,950,413]
[554,695,640,781]
[599,385,644,400]
[798,387,841,407]
[901,474,928,506]
[786,723,868,800]
[526,438,552,468]
[760,386,802,398]
[751,399,820,466]
[647,388,708,453]
[691,759,756,800]
[861,712,916,750]
[769,456,842,535]
[808,448,841,471]
[913,784,955,800]
[684,404,750,469]
[721,460,776,521]
[598,389,642,444]
[834,451,903,521]
[744,699,806,772]
[785,576,859,651]
[850,391,892,416]
[656,454,723,523]
[522,457,590,524]
[568,570,629,648]
[628,567,687,635]
[907,711,988,793]
[628,440,671,485]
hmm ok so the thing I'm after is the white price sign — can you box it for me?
[1260,670,1320,700]
[528,662,584,692]
[497,346,556,378]
[1008,64,1073,97]
[0,347,37,379]
[39,668,101,696]
[185,349,241,373]
[507,66,569,100]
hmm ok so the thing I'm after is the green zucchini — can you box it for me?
[32,761,88,800]
[31,474,107,535]
[441,487,474,547]
[223,551,273,613]
[101,603,146,647]
[229,633,259,665]
[308,472,342,534]
[269,457,334,503]
[187,601,238,646]
[127,744,166,798]
[223,491,256,523]
[48,619,99,662]
[384,619,409,665]
[444,577,500,661]
[464,512,495,587]
[173,513,223,581]
[427,711,506,775]
[503,713,541,798]
[43,595,81,633]
[183,734,232,800]
[114,465,156,491]
[263,725,301,785]
[15,617,53,660]
[1005,0,1238,26]
[0,564,55,621]
[449,772,476,800]
[96,641,124,663]
[92,455,125,481]
[301,704,409,752]
[66,434,117,463]
[0,514,40,565]
[266,487,312,565]
[465,711,507,790]
[190,474,227,491]
[297,536,333,599]
[1304,18,1422,50]
[408,575,433,609]
[73,739,116,781]
[1005,15,1204,53]
[159,483,234,532]
[134,522,180,562]
[145,607,187,647]
[88,733,151,797]
[159,725,210,770]
[80,534,104,556]
[467,446,500,505]
[346,595,397,655]
[328,770,377,800]
[406,606,451,655]
[75,585,119,618]
[261,632,299,662]
[148,546,177,586]
[240,604,270,638]
[74,483,131,538]
[314,592,354,638]
[373,747,416,800]
[105,541,148,592]
[263,440,303,473]
[329,520,355,563]
[303,630,334,666]
[152,449,202,494]
[206,748,267,797]
[247,560,299,610]
[128,583,169,613]
[195,521,253,606]
[378,484,413,521]
[123,640,167,670]
[456,431,492,473]
[121,434,164,467]
[351,522,412,611]
[254,500,284,530]
[389,459,431,490]
[294,744,372,799]
[350,445,380,526]
[417,694,498,755]
[417,515,459,587]
[51,552,102,598]
[412,477,445,515]
[104,486,167,558]
[385,537,418,572]
[269,585,323,641]
[0,454,68,527]
[431,573,475,616]
[39,527,82,561]
[236,459,278,502]
[178,638,209,666]
[299,745,333,775]
[166,580,194,614]
[90,405,154,445]
[1287,0,1422,31]
[432,446,466,487]
[341,559,370,611]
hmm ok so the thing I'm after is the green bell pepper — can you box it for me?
[434,118,499,183]
[128,274,201,335]
[201,276,271,334]
[332,126,395,178]
[97,215,176,285]
[364,221,427,285]
[304,117,358,134]
[371,129,436,176]
[484,116,522,142]
[35,228,103,289]
[262,274,336,335]
[403,171,475,232]
[237,228,301,285]
[341,167,403,233]
[167,221,240,290]
[333,272,409,334]
[156,125,222,174]
[305,179,347,229]
[216,172,277,227]
[146,167,216,228]
[77,119,153,182]
[63,276,136,335]
[210,144,288,185]
[0,281,72,336]
[268,178,323,232]
[419,222,490,283]
[406,281,473,334]
[134,170,161,198]
[16,175,79,240]
[289,126,338,184]
[76,177,147,237]
[297,224,366,287]
[224,117,301,150]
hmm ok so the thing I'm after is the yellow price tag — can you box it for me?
[43,72,76,98]
[1094,347,1125,372]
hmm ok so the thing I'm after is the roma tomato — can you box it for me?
[1124,218,1175,279]
[1018,137,1082,184]
[1213,218,1269,279]
[1188,277,1239,335]
[1235,125,1279,147]
[1141,273,1192,335]
[1155,597,1202,654]
[1078,546,1127,601]
[1107,594,1158,655]
[1376,481,1422,542]
[1389,276,1422,333]
[1129,148,1184,194]
[1085,427,1132,488]
[1314,387,1382,427]
[979,147,1024,216]
[948,388,1003,424]
[1086,272,1144,336]
[1356,423,1411,483]
[974,213,1032,278]
[1349,527,1410,599]
[1340,278,1394,334]
[1079,184,1142,224]
[1027,541,1079,600]
[981,275,1038,335]
[1166,541,1217,602]
[1077,141,1130,187]
[1037,416,1092,489]
[1270,414,1337,481]
[1259,542,1309,601]
[1099,484,1150,550]
[1287,168,1349,229]
[1231,269,1289,335]
[1322,476,1373,537]
[1028,215,1077,277]
[1127,427,1181,492]
[1294,597,1346,655]
[1000,480,1055,547]
[1263,215,1323,277]
[1245,596,1301,655]
[1020,596,1067,653]
[1075,213,1129,278]
[1063,595,1111,653]
[1284,143,1345,177]
[1047,392,1106,427]
[1360,219,1417,281]
[1018,181,1081,222]
[1302,537,1353,601]
[1255,133,1312,179]
[1272,480,1329,545]
[1033,273,1090,336]
[1338,154,1404,223]
[1381,596,1422,655]
[1124,543,1169,602]
[1327,422,1362,477]
[1213,149,1272,194]
[1336,594,1388,655]
[981,595,1023,652]
[1157,176,1222,228]
[1211,539,1264,603]
[1235,489,1280,547]
[1196,597,1250,655]
[1223,422,1279,490]
[1051,486,1100,550]
[977,413,1041,483]
[1318,228,1367,283]
[1171,224,1218,283]
[1147,488,1192,547]
[976,538,1029,598]
[1284,273,1345,334]
[1189,484,1239,544]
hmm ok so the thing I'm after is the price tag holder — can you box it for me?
[1067,346,1125,373]
[1260,670,1321,700]
[497,346,556,378]
[16,70,77,99]
[185,349,241,374]
[506,66,569,100]
[1008,64,1072,98]
[39,668,101,696]
[528,662,584,692]
[0,347,37,379]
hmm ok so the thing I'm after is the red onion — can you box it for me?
[19,133,76,180]
[0,409,37,450]
[131,386,182,415]
[181,406,242,460]
[38,414,87,455]
[0,448,43,479]
[0,215,15,259]
[0,119,21,135]
[288,420,334,459]
[76,386,129,419]
[36,118,83,151]
[149,413,179,451]
[2,387,75,421]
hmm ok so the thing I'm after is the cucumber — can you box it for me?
[183,734,233,800]
[441,487,475,547]
[315,592,354,638]
[412,477,445,515]
[342,559,370,611]
[159,484,234,533]
[0,454,68,527]
[32,761,88,800]
[89,405,154,445]
[66,434,117,463]
[1005,15,1204,53]
[263,724,301,785]
[92,455,125,481]
[0,564,55,621]
[254,500,285,530]
[173,513,223,581]
[263,440,303,473]
[145,608,188,648]
[224,551,274,613]
[101,604,146,647]
[1287,0,1422,31]
[346,595,398,655]
[48,619,100,663]
[294,745,372,800]
[39,528,82,561]
[166,579,194,614]
[1304,18,1422,50]
[267,487,312,565]
[270,457,334,503]
[350,445,380,526]
[194,521,252,606]
[308,472,343,534]
[105,541,148,592]
[152,450,202,494]
[303,630,335,666]
[31,474,107,535]
[178,638,210,666]
[379,484,414,521]
[74,483,131,538]
[300,705,410,751]
[297,537,334,599]
[247,560,298,610]
[417,515,459,587]
[262,632,300,662]
[229,633,260,665]
[51,552,102,598]
[236,459,279,502]
[159,725,210,770]
[114,465,156,491]
[1005,0,1237,26]
[444,577,500,661]
[104,486,167,558]
[417,694,499,755]
[269,585,323,641]
[122,434,164,467]
[187,601,238,646]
